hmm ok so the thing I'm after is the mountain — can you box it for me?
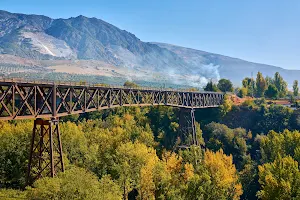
[153,43,300,86]
[0,10,299,87]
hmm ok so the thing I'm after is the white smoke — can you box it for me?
[161,63,221,88]
[120,63,221,89]
[106,45,221,88]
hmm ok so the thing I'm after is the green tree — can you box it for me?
[259,130,300,164]
[217,79,233,92]
[264,84,278,99]
[99,175,123,200]
[290,109,300,130]
[153,151,191,199]
[238,87,248,98]
[204,80,219,92]
[274,72,288,98]
[256,105,293,134]
[27,167,118,200]
[257,156,300,200]
[88,111,155,178]
[205,122,249,169]
[218,95,233,117]
[265,76,273,86]
[256,72,267,97]
[0,121,32,188]
[123,81,139,88]
[6,96,300,200]
[0,189,27,200]
[60,122,88,167]
[239,160,259,200]
[185,174,212,200]
[147,106,179,150]
[242,77,255,96]
[242,77,252,88]
[293,80,299,97]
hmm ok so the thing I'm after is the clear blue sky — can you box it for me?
[1,0,300,69]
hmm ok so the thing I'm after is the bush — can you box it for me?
[27,167,122,200]
[264,84,278,99]
[123,81,139,88]
[238,88,248,98]
[242,100,256,108]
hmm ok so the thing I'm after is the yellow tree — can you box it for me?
[115,142,158,200]
[219,94,233,117]
[151,151,194,199]
[204,149,243,200]
[140,155,158,200]
[99,175,123,200]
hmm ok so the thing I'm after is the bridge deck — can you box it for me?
[0,79,224,120]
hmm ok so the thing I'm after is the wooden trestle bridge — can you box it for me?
[0,79,224,184]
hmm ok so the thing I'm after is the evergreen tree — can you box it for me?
[242,77,252,88]
[217,79,233,92]
[242,77,255,96]
[264,84,278,99]
[256,72,267,97]
[204,80,219,92]
[265,76,273,86]
[293,80,299,97]
[274,72,288,98]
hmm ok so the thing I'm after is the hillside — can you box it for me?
[0,10,299,87]
[154,43,300,86]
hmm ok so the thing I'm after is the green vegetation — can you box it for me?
[242,77,255,97]
[239,71,291,100]
[0,99,300,199]
[293,80,299,97]
[123,81,139,88]
[204,80,219,92]
[264,84,278,99]
[217,78,234,92]
[204,79,233,92]
[256,72,267,97]
[0,73,300,200]
[238,87,248,98]
[0,106,244,199]
[274,72,288,98]
[2,71,192,89]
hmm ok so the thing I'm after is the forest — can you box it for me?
[0,72,300,200]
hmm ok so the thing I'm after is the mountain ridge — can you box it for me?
[152,42,283,68]
[0,10,299,87]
